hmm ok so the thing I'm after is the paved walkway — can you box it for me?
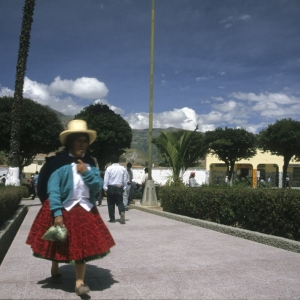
[1,199,300,299]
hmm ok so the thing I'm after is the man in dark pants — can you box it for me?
[103,155,128,224]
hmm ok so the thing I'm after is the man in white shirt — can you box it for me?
[103,155,128,224]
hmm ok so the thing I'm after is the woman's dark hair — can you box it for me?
[64,133,89,152]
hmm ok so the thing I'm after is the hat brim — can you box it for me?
[59,130,97,146]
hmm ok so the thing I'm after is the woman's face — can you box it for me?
[70,135,89,159]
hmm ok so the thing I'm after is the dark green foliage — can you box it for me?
[74,103,132,169]
[258,118,300,187]
[0,96,64,173]
[152,127,205,186]
[159,186,300,241]
[205,127,257,181]
[0,186,28,224]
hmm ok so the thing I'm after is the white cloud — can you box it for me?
[49,76,108,99]
[180,85,190,91]
[124,107,198,131]
[0,86,14,97]
[212,100,237,112]
[238,14,251,21]
[195,75,214,82]
[225,24,233,29]
[231,92,298,105]
[219,14,251,28]
[94,99,124,115]
[211,96,224,101]
[2,78,300,135]
[23,77,83,115]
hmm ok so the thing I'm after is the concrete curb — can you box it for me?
[132,204,300,254]
[0,205,28,264]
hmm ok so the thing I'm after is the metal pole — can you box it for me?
[141,0,158,206]
[148,0,155,180]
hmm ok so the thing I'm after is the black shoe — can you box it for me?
[108,219,116,223]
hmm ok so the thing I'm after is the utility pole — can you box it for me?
[142,0,158,206]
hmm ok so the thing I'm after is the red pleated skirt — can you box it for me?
[26,199,115,263]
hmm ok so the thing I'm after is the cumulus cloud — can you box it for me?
[2,77,300,135]
[0,86,14,97]
[49,76,108,99]
[212,100,237,112]
[94,99,124,115]
[0,77,111,116]
[124,107,198,131]
[231,92,298,105]
[211,96,224,101]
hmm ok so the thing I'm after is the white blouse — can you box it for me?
[63,162,94,212]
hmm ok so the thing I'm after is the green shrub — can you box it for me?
[159,186,300,241]
[0,186,28,224]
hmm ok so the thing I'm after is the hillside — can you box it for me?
[124,127,179,166]
[53,111,186,166]
[45,106,73,128]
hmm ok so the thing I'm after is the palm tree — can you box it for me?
[152,127,199,186]
[6,0,36,185]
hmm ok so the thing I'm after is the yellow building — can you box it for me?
[206,151,300,188]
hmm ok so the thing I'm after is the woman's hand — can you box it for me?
[77,159,88,173]
[54,215,64,227]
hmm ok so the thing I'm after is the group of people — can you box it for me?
[26,120,132,296]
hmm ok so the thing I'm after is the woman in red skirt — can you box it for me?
[26,120,115,296]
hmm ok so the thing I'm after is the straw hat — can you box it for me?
[59,120,97,145]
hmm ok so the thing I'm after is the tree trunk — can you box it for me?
[282,156,291,188]
[6,0,36,186]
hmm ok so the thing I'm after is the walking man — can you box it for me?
[127,162,136,205]
[103,155,128,224]
[32,171,39,200]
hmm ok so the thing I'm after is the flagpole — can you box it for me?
[148,0,155,180]
[142,0,158,206]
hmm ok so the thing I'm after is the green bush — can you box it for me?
[159,186,300,241]
[0,186,28,224]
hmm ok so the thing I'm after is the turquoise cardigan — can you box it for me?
[48,164,102,217]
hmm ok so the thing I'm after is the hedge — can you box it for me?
[159,186,300,241]
[0,185,28,224]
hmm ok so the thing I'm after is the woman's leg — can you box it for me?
[51,261,62,283]
[75,262,86,287]
[51,261,59,275]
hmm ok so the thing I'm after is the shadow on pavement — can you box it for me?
[37,264,118,296]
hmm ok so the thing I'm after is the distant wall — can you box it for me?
[0,167,8,176]
[131,168,208,186]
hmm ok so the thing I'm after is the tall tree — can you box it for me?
[152,127,200,186]
[258,118,300,187]
[205,127,257,182]
[7,0,36,185]
[0,97,64,177]
[74,103,132,169]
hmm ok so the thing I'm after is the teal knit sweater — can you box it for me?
[48,164,102,217]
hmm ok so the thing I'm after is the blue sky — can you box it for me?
[1,0,300,133]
